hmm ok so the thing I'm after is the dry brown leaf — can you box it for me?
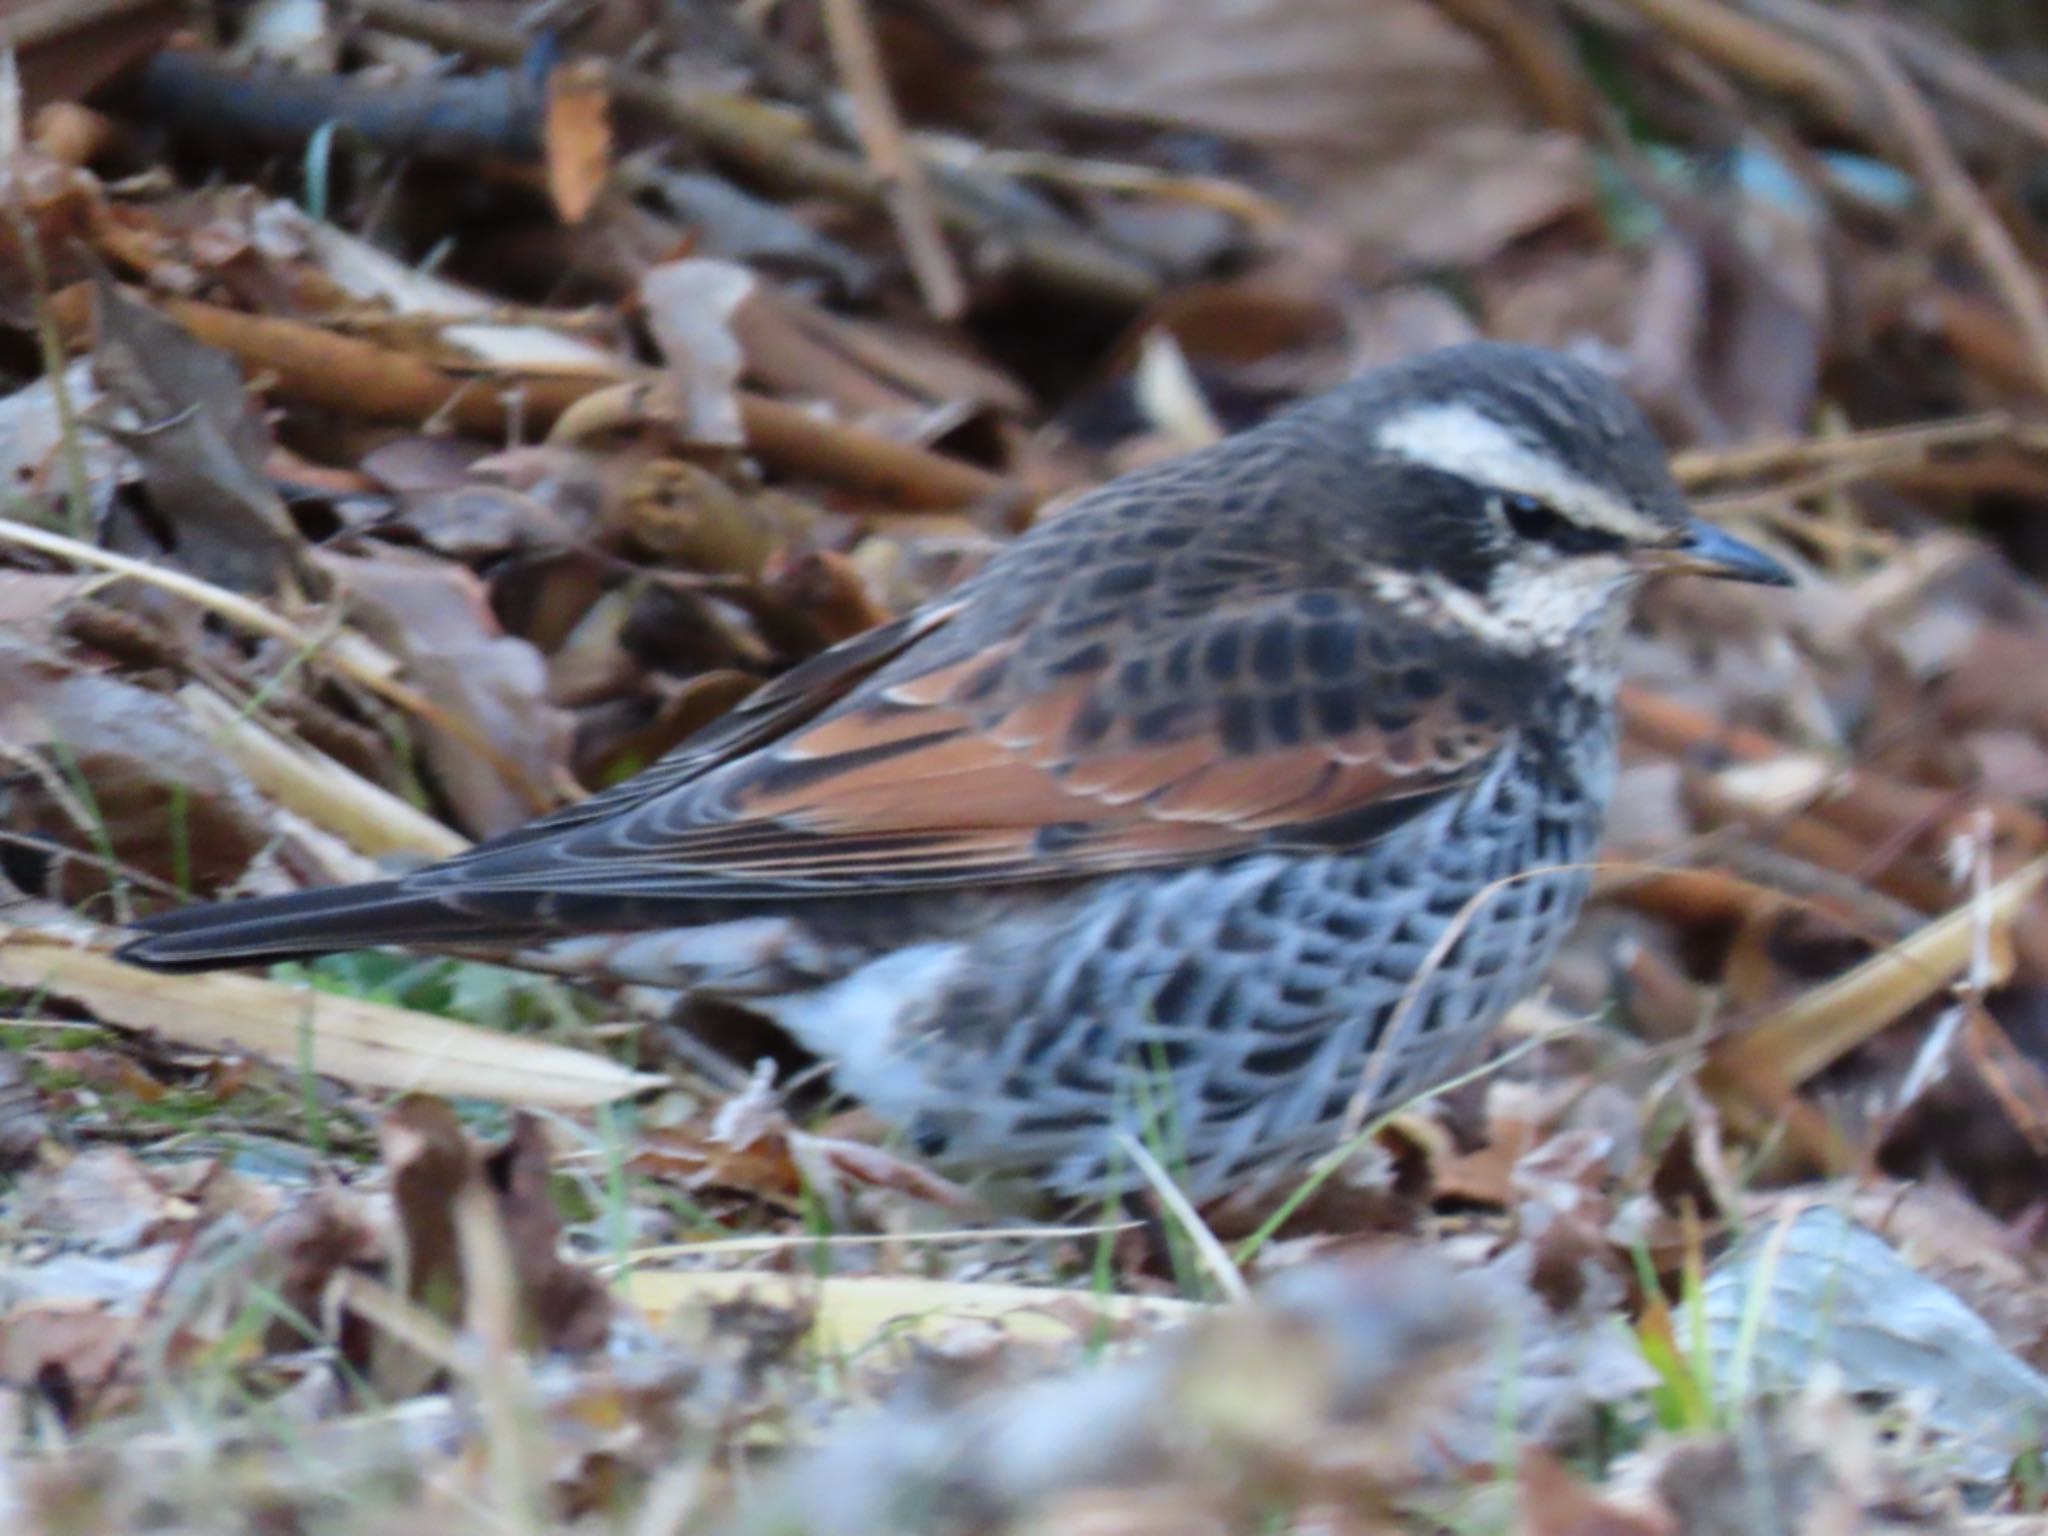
[0,1049,48,1168]
[372,1098,612,1392]
[640,258,752,447]
[317,547,570,837]
[1517,1447,1669,1536]
[90,271,304,594]
[0,926,666,1107]
[544,60,613,226]
[0,635,273,906]
[1713,851,2048,1091]
[482,1113,613,1353]
[631,1116,977,1214]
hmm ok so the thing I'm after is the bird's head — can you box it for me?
[1310,342,1792,661]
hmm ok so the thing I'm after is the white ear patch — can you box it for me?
[1373,401,1660,542]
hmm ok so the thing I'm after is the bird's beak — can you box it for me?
[1649,519,1796,586]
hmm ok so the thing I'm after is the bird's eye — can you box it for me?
[1501,493,1567,542]
[1499,493,1626,555]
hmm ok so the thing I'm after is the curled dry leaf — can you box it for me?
[379,1098,612,1363]
[632,1099,978,1214]
[544,60,613,226]
[1703,1202,2048,1482]
[0,634,273,905]
[0,926,666,1107]
[90,271,305,594]
[317,547,571,837]
[640,257,753,447]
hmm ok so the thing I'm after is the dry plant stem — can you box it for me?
[1578,0,1865,130]
[1432,0,1593,132]
[736,392,1018,512]
[1834,19,2048,395]
[1606,857,1916,943]
[347,0,1159,308]
[179,684,471,862]
[454,1179,551,1535]
[818,0,965,319]
[1670,411,2013,486]
[1116,1130,1250,1303]
[965,149,1292,228]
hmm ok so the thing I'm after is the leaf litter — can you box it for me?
[7,0,2048,1531]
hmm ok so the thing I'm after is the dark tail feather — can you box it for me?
[116,882,532,972]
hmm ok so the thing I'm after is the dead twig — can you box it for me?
[1572,0,1866,131]
[1671,412,2015,487]
[1830,18,2048,397]
[817,0,965,320]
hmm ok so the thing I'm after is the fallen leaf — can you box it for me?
[544,60,613,225]
[623,1269,1197,1355]
[317,547,570,837]
[0,926,666,1107]
[1703,1202,2048,1482]
[0,1049,48,1168]
[90,271,304,593]
[640,257,752,447]
[0,634,273,906]
[482,1114,612,1353]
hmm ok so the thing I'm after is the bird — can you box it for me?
[120,342,1792,1201]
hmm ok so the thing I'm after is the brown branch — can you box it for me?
[1670,412,2016,487]
[344,0,1159,310]
[1877,13,2048,156]
[817,0,965,320]
[736,393,1017,512]
[52,284,1020,512]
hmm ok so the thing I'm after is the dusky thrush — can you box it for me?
[121,343,1793,1198]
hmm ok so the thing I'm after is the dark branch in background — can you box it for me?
[115,49,545,163]
[342,0,1163,310]
[0,0,184,110]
